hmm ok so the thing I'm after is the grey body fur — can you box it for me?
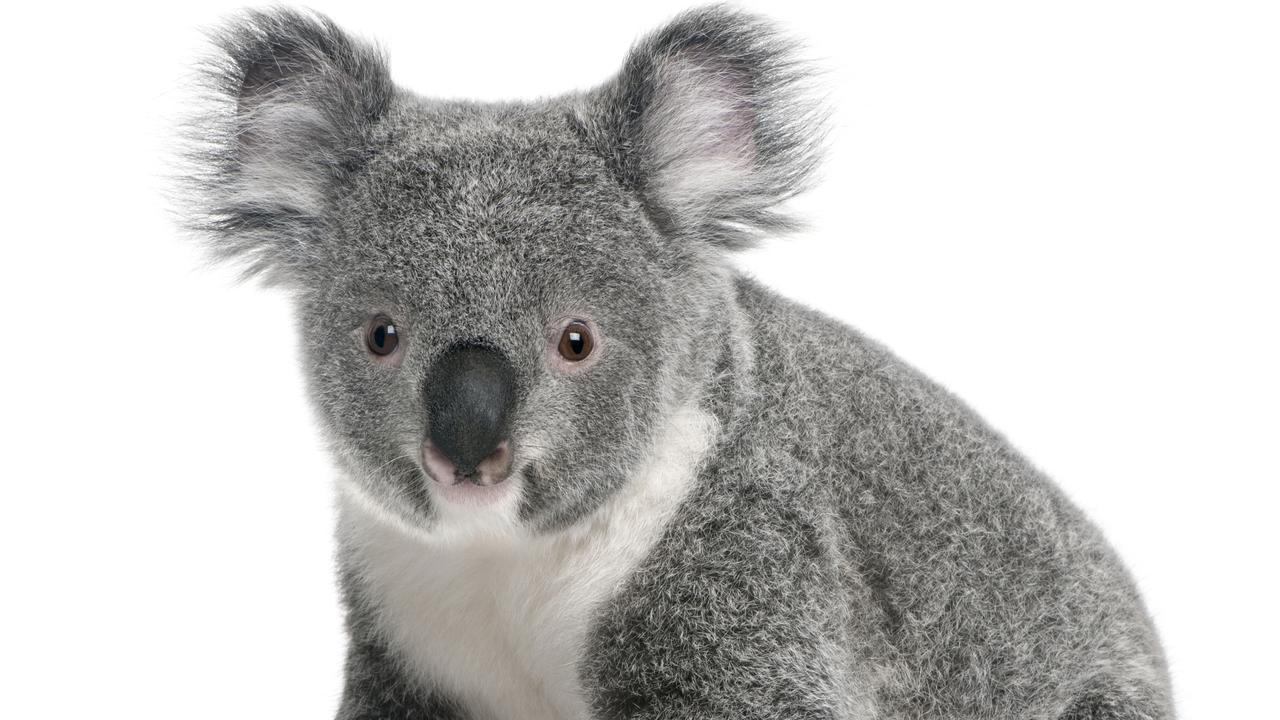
[181,5,1173,719]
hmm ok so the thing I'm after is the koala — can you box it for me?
[181,5,1174,719]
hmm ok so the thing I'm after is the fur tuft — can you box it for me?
[177,7,393,284]
[587,4,829,250]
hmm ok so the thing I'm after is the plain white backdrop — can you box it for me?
[0,1,1275,717]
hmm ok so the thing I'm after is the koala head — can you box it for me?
[184,6,824,533]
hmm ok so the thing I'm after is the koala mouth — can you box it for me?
[421,438,513,489]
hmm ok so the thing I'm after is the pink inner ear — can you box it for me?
[645,53,759,209]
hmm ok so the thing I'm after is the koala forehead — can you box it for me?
[329,99,665,289]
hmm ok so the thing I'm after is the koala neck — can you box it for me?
[688,270,757,441]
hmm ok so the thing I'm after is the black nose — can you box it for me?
[423,344,517,475]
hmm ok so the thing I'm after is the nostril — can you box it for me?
[485,440,509,464]
[421,439,459,485]
[473,440,512,486]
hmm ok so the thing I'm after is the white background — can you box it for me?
[1,2,1275,717]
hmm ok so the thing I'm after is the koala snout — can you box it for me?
[421,344,517,485]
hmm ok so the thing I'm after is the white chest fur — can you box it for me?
[338,405,716,720]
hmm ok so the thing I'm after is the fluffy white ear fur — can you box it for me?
[231,100,340,219]
[642,55,761,231]
[590,5,828,250]
[179,8,392,283]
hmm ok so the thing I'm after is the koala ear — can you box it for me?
[181,8,393,282]
[585,5,827,250]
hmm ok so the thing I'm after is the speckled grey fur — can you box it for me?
[180,5,1173,719]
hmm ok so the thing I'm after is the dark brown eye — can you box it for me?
[366,316,400,356]
[557,321,594,362]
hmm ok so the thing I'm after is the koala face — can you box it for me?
[185,8,823,533]
[299,106,728,530]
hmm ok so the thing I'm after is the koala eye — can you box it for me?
[366,316,400,356]
[557,322,594,362]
